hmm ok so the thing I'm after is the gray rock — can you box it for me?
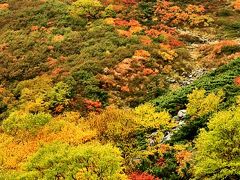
[160,131,173,143]
[177,109,187,119]
[149,138,155,146]
[151,131,158,136]
[173,116,180,121]
[179,120,185,126]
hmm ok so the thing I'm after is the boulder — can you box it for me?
[177,109,187,119]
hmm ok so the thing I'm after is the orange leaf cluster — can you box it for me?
[84,99,102,110]
[54,104,64,113]
[117,29,132,37]
[156,157,166,167]
[0,43,8,51]
[234,76,240,86]
[175,150,192,177]
[226,52,240,61]
[122,0,136,5]
[140,35,152,45]
[31,26,39,31]
[143,68,154,76]
[52,35,64,42]
[158,144,170,154]
[175,150,192,168]
[162,65,172,74]
[30,26,50,33]
[134,50,151,58]
[212,40,239,55]
[198,40,240,68]
[114,19,140,27]
[200,40,239,60]
[121,85,130,92]
[145,29,162,38]
[98,75,117,88]
[114,19,143,37]
[51,67,63,76]
[233,0,240,10]
[129,172,161,180]
[0,3,9,10]
[114,19,129,26]
[129,26,143,34]
[47,57,58,67]
[47,45,54,51]
[168,37,184,47]
[153,24,176,35]
[185,4,205,14]
[154,0,209,27]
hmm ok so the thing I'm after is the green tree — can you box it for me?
[18,142,127,180]
[47,81,72,109]
[87,106,137,141]
[14,75,52,113]
[186,89,224,118]
[193,107,240,179]
[70,0,103,19]
[13,76,72,113]
[2,111,52,136]
[134,103,175,129]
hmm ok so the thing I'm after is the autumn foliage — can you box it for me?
[1,0,240,179]
[129,172,160,180]
[154,0,213,27]
[234,76,240,86]
[233,0,240,11]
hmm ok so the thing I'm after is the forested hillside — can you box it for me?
[0,0,240,179]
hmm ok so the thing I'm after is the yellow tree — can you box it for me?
[193,107,240,179]
[70,0,103,19]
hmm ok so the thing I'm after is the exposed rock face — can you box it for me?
[177,109,187,119]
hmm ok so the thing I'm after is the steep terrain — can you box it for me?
[0,0,240,179]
